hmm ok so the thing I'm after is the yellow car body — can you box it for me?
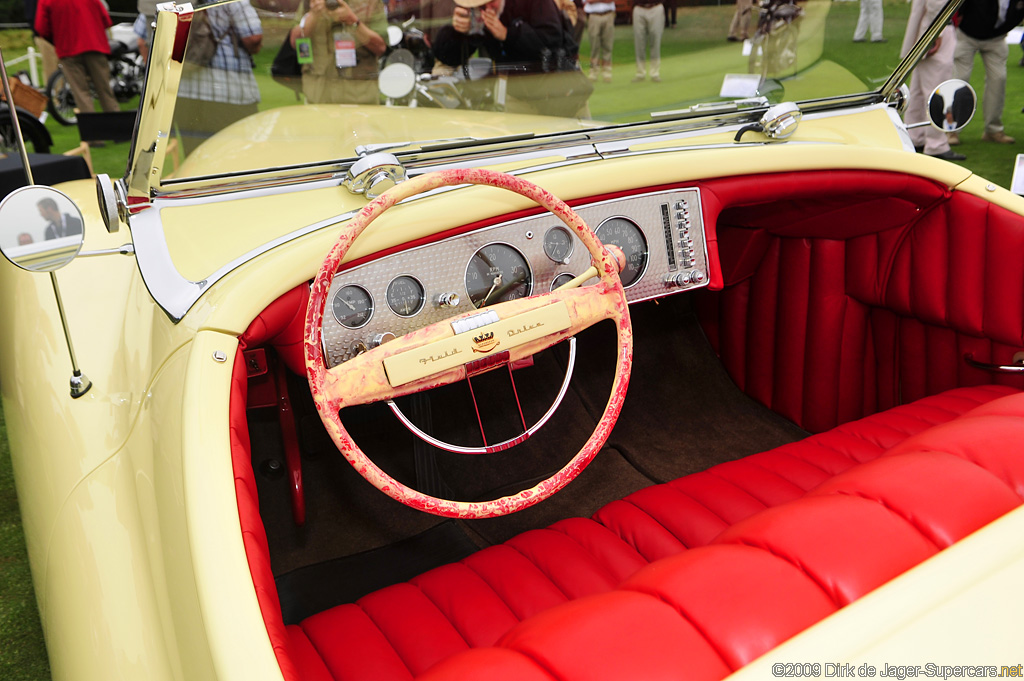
[2,0,1024,679]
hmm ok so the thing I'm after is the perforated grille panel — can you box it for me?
[322,188,708,366]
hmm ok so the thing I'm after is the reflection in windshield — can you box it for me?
[175,2,264,155]
[164,0,910,179]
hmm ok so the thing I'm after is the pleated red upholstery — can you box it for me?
[419,394,1024,681]
[696,174,1024,432]
[230,293,1019,681]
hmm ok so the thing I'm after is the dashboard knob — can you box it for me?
[690,270,706,285]
[663,272,690,287]
[437,292,460,308]
[372,332,396,347]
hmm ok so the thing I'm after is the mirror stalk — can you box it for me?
[0,47,33,185]
[50,272,92,398]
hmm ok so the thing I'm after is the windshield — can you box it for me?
[161,0,920,180]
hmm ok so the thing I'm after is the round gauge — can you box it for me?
[465,243,533,309]
[386,275,425,317]
[596,217,649,288]
[332,285,374,329]
[550,272,576,291]
[543,226,574,263]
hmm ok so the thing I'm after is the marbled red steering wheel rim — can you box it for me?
[305,168,633,518]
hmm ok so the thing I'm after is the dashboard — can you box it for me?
[322,187,710,367]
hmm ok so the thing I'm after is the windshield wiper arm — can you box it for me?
[356,133,536,157]
[650,96,769,119]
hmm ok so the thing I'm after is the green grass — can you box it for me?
[3,3,1024,677]
[0,407,50,681]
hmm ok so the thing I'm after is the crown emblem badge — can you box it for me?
[472,331,499,353]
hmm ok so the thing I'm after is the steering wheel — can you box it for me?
[305,168,632,518]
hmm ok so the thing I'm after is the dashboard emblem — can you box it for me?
[472,331,500,353]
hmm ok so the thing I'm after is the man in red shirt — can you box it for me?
[35,0,119,116]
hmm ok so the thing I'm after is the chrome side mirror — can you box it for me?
[0,185,85,272]
[905,78,977,132]
[927,79,976,132]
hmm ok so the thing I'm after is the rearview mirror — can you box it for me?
[0,185,85,272]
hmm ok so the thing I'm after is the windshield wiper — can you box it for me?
[356,132,536,157]
[650,96,769,120]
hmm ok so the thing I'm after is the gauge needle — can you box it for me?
[483,274,502,305]
[339,297,356,310]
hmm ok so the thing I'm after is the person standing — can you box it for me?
[585,0,616,82]
[434,0,589,117]
[901,0,962,160]
[176,1,263,155]
[633,1,664,82]
[289,0,388,104]
[37,197,82,241]
[22,1,58,84]
[950,0,1024,145]
[34,0,119,114]
[852,0,885,43]
[558,0,586,46]
[727,0,756,41]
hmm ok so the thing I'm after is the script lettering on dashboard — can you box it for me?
[419,348,462,365]
[507,321,544,338]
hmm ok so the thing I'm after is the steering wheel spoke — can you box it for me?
[306,168,632,518]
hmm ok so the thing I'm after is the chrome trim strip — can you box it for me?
[130,175,358,321]
[964,353,1024,374]
[385,337,577,454]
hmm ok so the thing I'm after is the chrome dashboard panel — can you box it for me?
[323,187,709,367]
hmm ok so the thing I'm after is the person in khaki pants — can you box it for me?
[585,1,616,82]
[22,1,58,83]
[34,0,120,115]
[632,1,664,82]
[727,0,756,42]
[949,0,1024,146]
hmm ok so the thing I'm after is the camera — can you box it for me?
[468,8,485,35]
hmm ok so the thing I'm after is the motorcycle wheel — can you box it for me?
[45,68,78,126]
[110,55,144,102]
[0,111,52,154]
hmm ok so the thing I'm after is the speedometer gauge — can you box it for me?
[386,275,425,317]
[596,217,648,288]
[465,243,532,309]
[332,285,373,329]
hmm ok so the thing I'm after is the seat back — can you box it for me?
[76,111,138,144]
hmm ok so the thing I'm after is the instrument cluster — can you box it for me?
[321,187,709,367]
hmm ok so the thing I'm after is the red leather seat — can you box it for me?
[230,343,1020,681]
[416,393,1024,681]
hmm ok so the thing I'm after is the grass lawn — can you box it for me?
[2,1,1024,678]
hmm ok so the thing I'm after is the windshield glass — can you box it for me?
[163,0,917,180]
